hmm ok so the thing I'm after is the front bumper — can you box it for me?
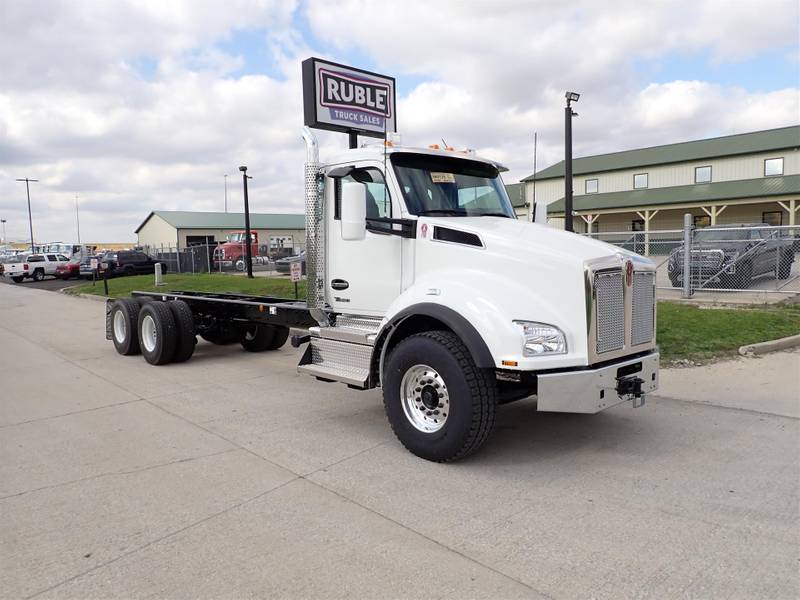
[536,351,659,414]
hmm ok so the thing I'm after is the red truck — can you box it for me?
[212,231,271,271]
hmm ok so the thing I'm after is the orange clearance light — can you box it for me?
[445,146,454,151]
[428,144,440,150]
[502,360,518,367]
[258,304,265,312]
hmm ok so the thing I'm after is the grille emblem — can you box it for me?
[625,260,634,286]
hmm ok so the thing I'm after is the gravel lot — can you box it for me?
[1,284,797,599]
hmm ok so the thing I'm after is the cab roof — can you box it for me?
[324,143,508,172]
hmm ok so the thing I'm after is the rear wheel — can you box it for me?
[168,300,196,362]
[778,251,793,279]
[123,265,135,276]
[239,325,290,352]
[383,330,497,462]
[110,298,142,355]
[32,269,44,282]
[12,276,24,283]
[137,302,177,365]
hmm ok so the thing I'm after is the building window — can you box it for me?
[694,215,711,228]
[632,219,645,232]
[764,158,784,176]
[633,173,648,189]
[585,178,598,194]
[695,166,712,183]
[762,211,783,226]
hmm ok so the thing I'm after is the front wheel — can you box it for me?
[383,330,497,462]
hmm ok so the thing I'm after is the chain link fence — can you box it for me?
[584,218,800,297]
[140,243,305,277]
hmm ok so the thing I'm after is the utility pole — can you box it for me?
[564,92,580,232]
[15,177,39,251]
[224,174,228,213]
[531,131,538,222]
[75,194,81,243]
[239,166,254,278]
[1,219,6,244]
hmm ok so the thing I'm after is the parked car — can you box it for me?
[55,258,81,280]
[668,223,795,289]
[79,254,103,279]
[275,250,306,275]
[3,253,67,282]
[101,250,166,277]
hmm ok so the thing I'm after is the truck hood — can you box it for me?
[421,216,644,265]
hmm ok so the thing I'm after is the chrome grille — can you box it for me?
[631,272,655,346]
[594,271,625,354]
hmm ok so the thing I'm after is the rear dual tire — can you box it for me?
[111,299,195,364]
[138,302,177,365]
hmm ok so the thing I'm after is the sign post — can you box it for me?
[302,57,396,147]
[290,261,302,300]
[91,257,98,286]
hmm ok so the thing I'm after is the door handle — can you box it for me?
[331,279,349,290]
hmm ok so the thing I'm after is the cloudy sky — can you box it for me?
[0,0,798,243]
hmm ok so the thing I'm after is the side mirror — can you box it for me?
[341,182,366,240]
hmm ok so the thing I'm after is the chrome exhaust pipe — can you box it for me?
[302,127,328,326]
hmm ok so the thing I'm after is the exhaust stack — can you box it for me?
[302,127,329,326]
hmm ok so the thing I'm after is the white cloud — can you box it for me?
[0,0,797,243]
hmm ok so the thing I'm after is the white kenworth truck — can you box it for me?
[107,127,659,462]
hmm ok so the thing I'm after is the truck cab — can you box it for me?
[213,231,270,270]
[296,128,659,461]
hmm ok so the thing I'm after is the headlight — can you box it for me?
[513,321,567,356]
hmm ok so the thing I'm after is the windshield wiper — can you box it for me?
[416,209,467,216]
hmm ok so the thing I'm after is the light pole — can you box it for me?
[16,177,39,251]
[239,166,253,278]
[224,174,228,213]
[75,194,81,244]
[564,91,580,232]
[1,219,6,244]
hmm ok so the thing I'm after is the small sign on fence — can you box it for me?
[290,261,302,283]
[90,258,98,270]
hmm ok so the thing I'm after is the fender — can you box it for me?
[375,303,495,385]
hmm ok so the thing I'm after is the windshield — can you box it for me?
[392,153,515,218]
[228,233,255,243]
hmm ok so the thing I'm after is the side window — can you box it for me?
[336,167,392,221]
[57,254,69,261]
[46,254,58,261]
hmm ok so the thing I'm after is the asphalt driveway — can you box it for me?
[1,284,797,599]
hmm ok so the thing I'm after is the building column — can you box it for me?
[635,209,659,256]
[701,204,728,225]
[579,213,598,235]
[777,199,798,226]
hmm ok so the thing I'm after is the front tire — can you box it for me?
[383,331,497,462]
[137,301,177,365]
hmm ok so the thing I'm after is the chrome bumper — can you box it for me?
[536,351,659,414]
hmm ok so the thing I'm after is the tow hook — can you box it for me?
[616,376,646,408]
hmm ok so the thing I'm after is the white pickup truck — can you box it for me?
[3,253,68,282]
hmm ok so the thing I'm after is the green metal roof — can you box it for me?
[136,211,305,233]
[524,126,800,182]
[547,175,800,214]
[504,182,526,208]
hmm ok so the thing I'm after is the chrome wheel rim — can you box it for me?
[113,310,126,343]
[141,314,157,353]
[400,364,450,433]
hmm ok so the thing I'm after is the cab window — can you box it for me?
[335,167,392,221]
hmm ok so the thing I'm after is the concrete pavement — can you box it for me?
[1,283,798,599]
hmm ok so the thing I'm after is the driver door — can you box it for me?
[326,164,402,316]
